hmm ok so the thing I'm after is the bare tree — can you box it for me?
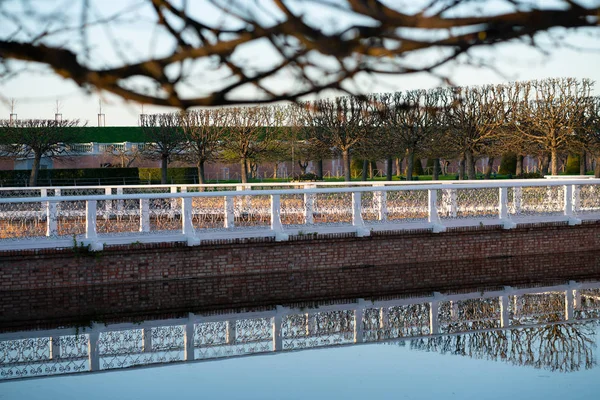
[577,96,600,177]
[379,89,442,181]
[140,113,186,184]
[103,143,140,168]
[179,109,229,184]
[443,84,509,179]
[0,119,83,186]
[1,1,598,107]
[221,106,283,183]
[308,97,370,181]
[507,78,593,176]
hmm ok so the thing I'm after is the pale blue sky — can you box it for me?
[1,0,599,126]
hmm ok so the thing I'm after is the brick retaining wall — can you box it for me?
[1,222,600,293]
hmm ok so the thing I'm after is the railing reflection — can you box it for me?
[1,281,599,381]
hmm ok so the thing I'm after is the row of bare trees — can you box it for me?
[1,77,599,186]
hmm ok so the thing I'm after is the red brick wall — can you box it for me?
[2,221,600,294]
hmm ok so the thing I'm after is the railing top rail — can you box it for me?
[1,178,599,192]
[1,179,599,204]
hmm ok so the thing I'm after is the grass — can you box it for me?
[203,174,515,184]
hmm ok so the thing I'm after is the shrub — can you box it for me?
[293,173,320,181]
[515,172,543,179]
[565,154,580,174]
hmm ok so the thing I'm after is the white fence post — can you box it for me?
[352,192,369,237]
[143,328,152,352]
[182,196,199,246]
[373,184,387,222]
[565,290,574,321]
[85,200,102,251]
[500,295,510,328]
[304,184,315,224]
[271,195,288,241]
[499,187,516,229]
[104,187,112,214]
[140,199,150,233]
[573,185,581,214]
[513,187,522,215]
[224,196,234,229]
[226,320,237,344]
[428,189,445,233]
[116,187,123,212]
[442,189,457,218]
[564,185,581,225]
[88,331,100,371]
[184,319,195,361]
[429,300,440,334]
[273,307,284,351]
[46,200,57,237]
[354,300,365,343]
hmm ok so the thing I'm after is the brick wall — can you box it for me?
[2,221,600,294]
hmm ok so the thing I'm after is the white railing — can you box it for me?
[1,280,598,381]
[0,179,599,251]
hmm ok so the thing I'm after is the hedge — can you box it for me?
[0,168,140,186]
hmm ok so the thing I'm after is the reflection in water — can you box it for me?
[1,282,600,381]
[409,323,596,373]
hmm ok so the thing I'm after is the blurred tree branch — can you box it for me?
[1,0,598,107]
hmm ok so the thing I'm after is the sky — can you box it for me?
[1,0,600,126]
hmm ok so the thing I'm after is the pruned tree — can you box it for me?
[443,84,509,179]
[140,113,186,184]
[0,119,83,186]
[577,96,600,177]
[103,143,140,168]
[179,109,229,184]
[221,106,283,183]
[1,1,598,107]
[507,78,593,176]
[379,89,442,181]
[308,96,370,181]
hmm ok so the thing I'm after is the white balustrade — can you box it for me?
[0,179,599,251]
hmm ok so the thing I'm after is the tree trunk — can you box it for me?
[240,158,248,183]
[465,150,476,180]
[405,150,414,181]
[539,154,549,176]
[298,161,308,175]
[484,157,494,179]
[458,154,465,180]
[433,158,440,180]
[369,161,374,179]
[395,158,401,178]
[580,151,586,175]
[361,159,368,181]
[273,163,278,179]
[197,161,206,184]
[342,150,351,182]
[316,159,323,180]
[386,158,393,181]
[516,155,524,176]
[550,148,559,176]
[595,155,600,178]
[161,154,168,184]
[29,151,42,187]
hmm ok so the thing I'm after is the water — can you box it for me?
[2,324,600,399]
[2,280,600,399]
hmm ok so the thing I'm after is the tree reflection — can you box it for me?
[408,322,597,372]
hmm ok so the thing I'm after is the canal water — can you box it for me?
[3,324,600,400]
[2,275,600,399]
